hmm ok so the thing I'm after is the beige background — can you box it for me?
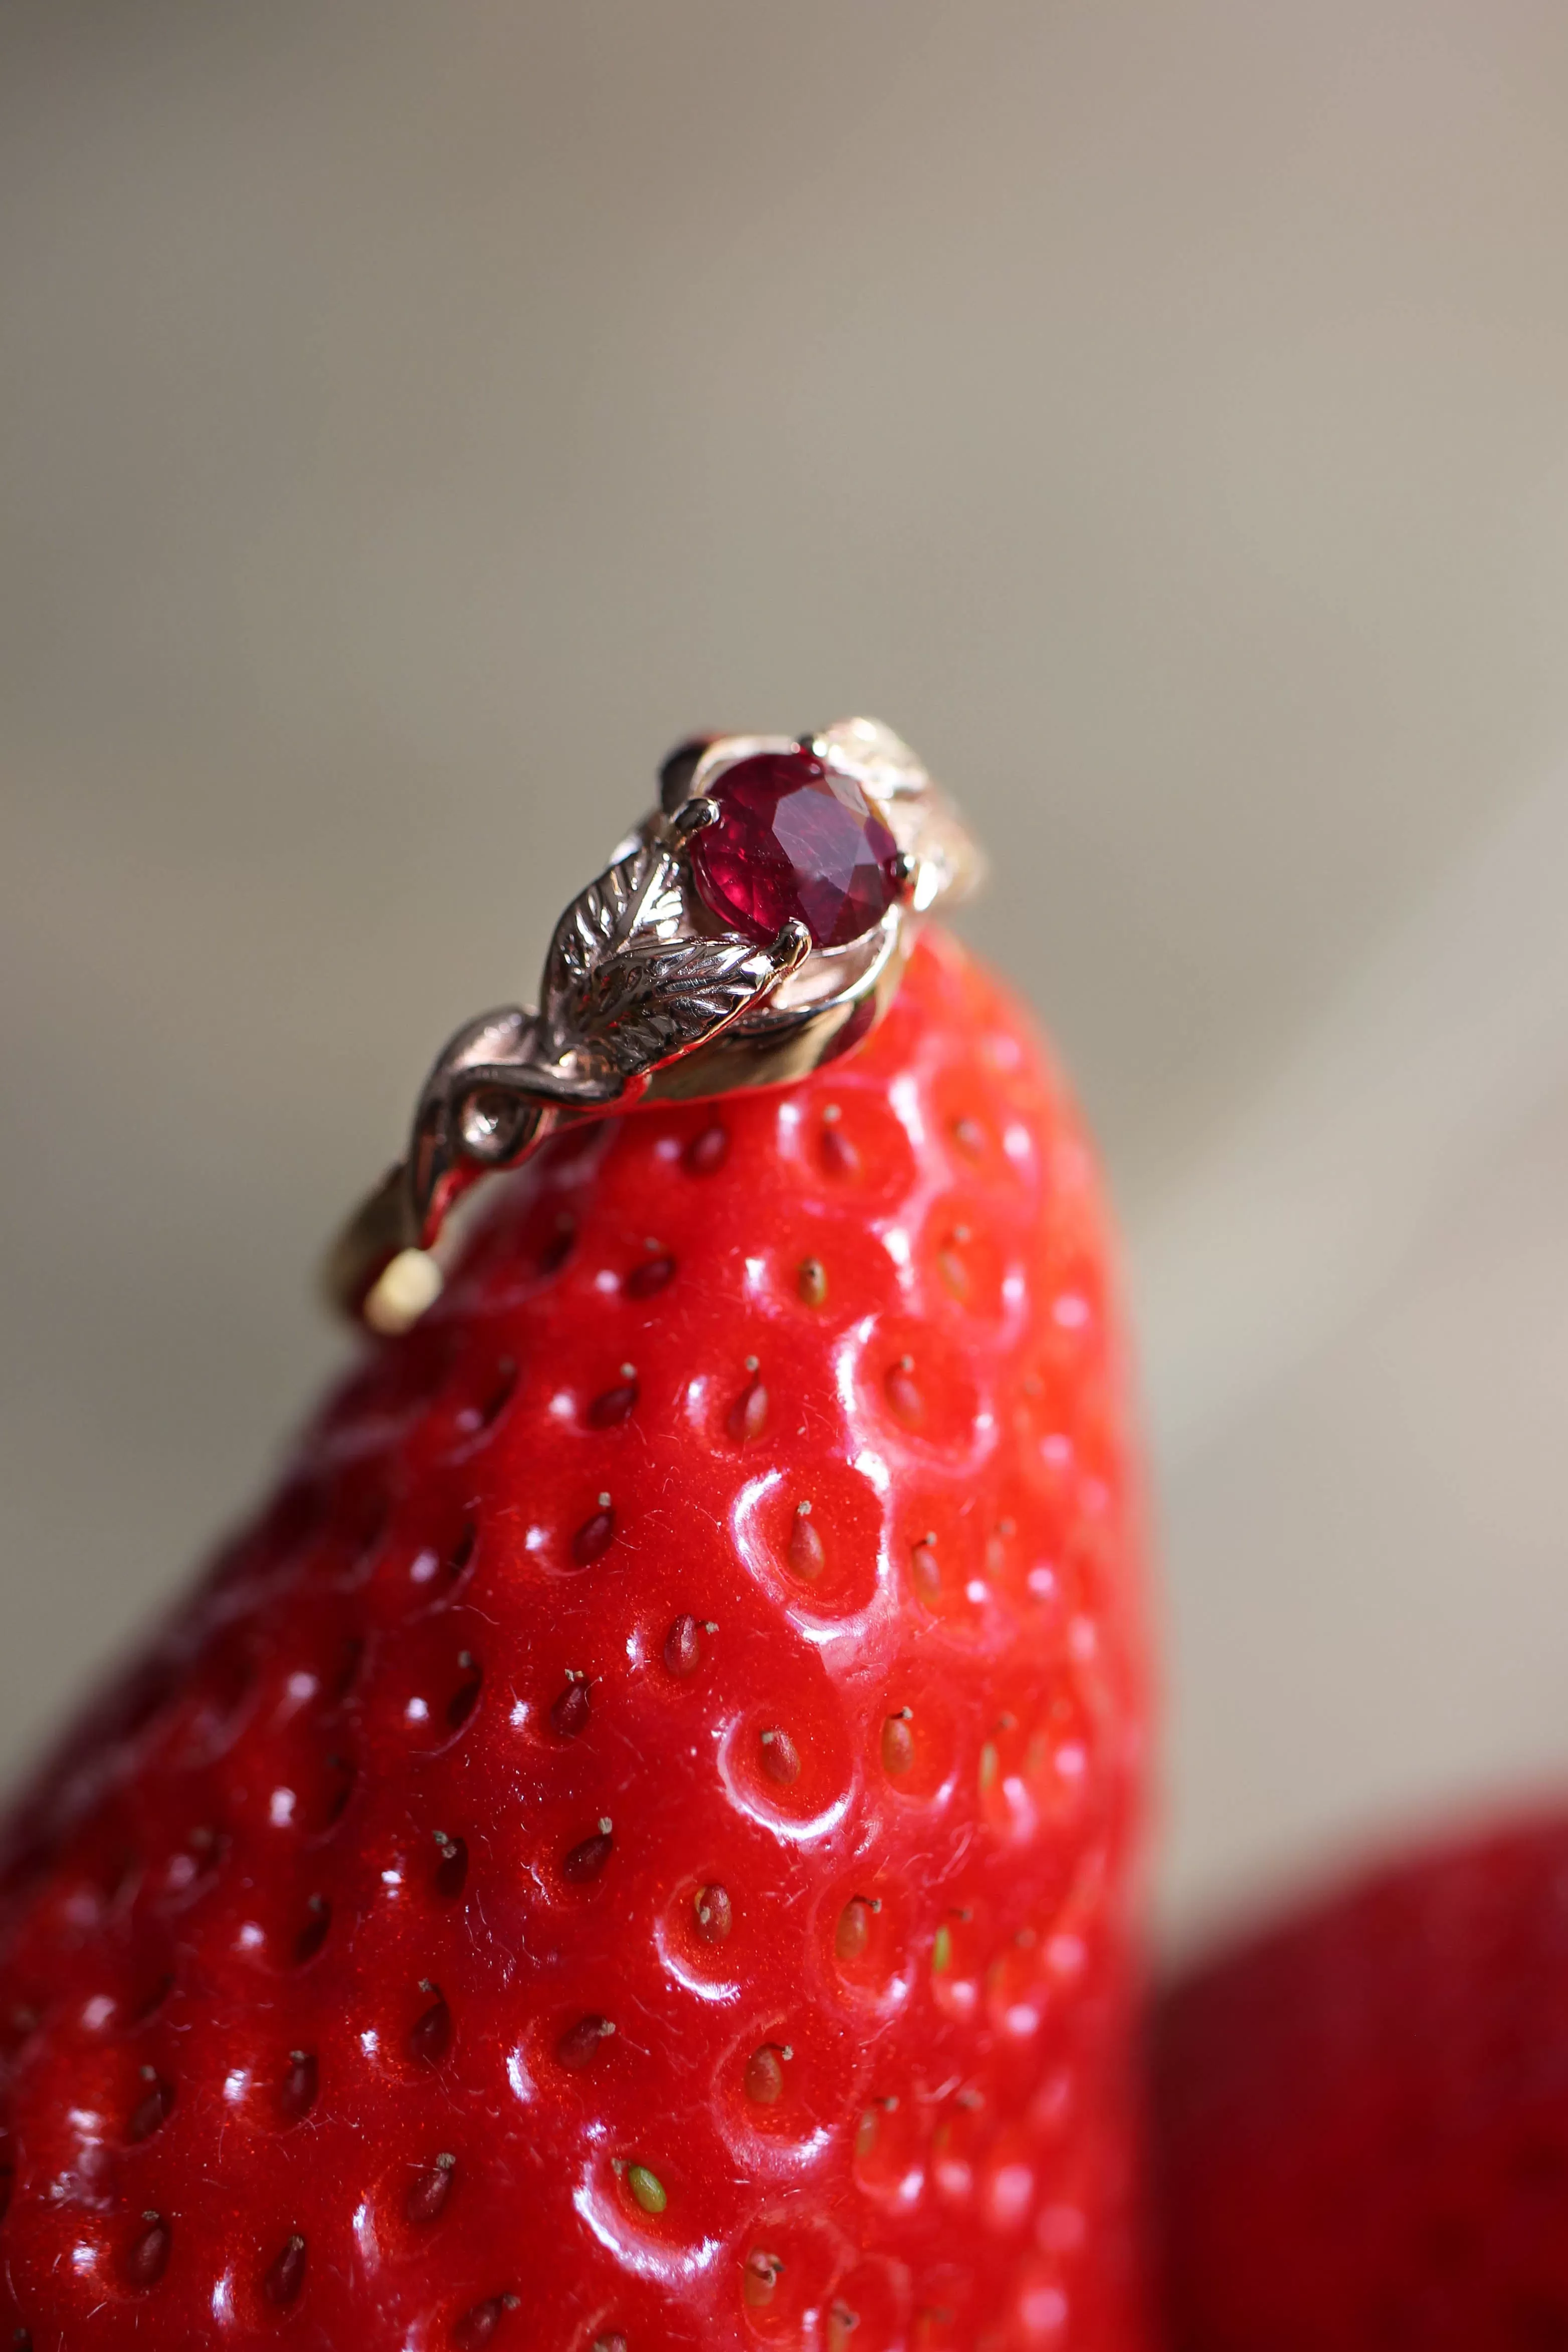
[6,1,1568,1941]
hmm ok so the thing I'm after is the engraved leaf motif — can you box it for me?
[540,840,777,1078]
[543,842,682,1022]
[568,933,778,1075]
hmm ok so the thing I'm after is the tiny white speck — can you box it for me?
[380,1868,403,1888]
[71,2241,97,2275]
[524,1525,547,1552]
[405,1697,430,1724]
[548,1390,575,1420]
[620,1361,636,1380]
[410,1548,439,1585]
[237,1920,265,1952]
[286,1670,318,1703]
[965,1579,988,1604]
[223,2068,249,2103]
[598,1491,612,1508]
[269,1786,296,1827]
[510,1699,530,1726]
[360,2028,380,2056]
[79,1994,114,2031]
[593,1268,618,1292]
[1004,1123,1031,1163]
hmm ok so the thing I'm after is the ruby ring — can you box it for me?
[326,717,984,1332]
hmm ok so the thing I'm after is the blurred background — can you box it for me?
[5,0,1568,1946]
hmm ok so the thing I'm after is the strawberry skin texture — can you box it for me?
[0,931,1149,2352]
[1155,1814,1568,2352]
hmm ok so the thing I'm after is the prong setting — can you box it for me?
[771,918,813,973]
[672,794,721,839]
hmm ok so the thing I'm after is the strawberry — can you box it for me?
[1154,1811,1568,2352]
[0,930,1149,2352]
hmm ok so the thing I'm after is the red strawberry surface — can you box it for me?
[0,931,1149,2352]
[1154,1811,1568,2352]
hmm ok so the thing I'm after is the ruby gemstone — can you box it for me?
[689,749,902,950]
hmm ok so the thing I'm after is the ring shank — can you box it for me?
[324,719,980,1331]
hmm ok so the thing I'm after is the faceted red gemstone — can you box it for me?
[689,750,902,950]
